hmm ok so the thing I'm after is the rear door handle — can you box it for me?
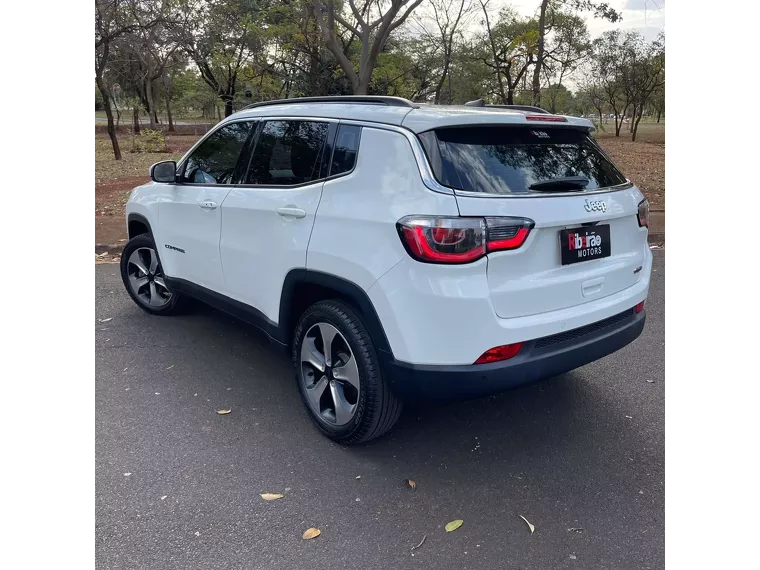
[198,200,218,210]
[275,207,307,219]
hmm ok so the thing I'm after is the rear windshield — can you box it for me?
[418,126,627,195]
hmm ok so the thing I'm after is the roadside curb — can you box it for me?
[96,243,125,255]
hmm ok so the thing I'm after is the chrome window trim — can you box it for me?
[337,119,455,195]
[175,116,339,188]
[173,115,634,198]
[451,180,635,199]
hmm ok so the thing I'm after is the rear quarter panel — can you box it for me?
[307,126,459,291]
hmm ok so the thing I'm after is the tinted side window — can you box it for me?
[330,125,361,176]
[181,121,254,184]
[245,120,329,185]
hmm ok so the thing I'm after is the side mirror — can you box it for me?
[150,161,177,183]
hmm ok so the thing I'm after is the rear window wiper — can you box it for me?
[528,176,589,191]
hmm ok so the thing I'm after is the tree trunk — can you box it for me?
[531,0,550,106]
[656,108,662,123]
[434,46,451,105]
[631,106,645,142]
[146,79,157,129]
[164,74,174,133]
[629,104,636,133]
[224,98,233,117]
[216,104,222,122]
[614,104,630,136]
[96,76,121,160]
[632,120,640,141]
[354,78,369,95]
[133,106,141,135]
[506,88,514,105]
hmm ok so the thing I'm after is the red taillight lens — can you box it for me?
[635,300,645,313]
[398,217,486,264]
[474,342,524,364]
[637,199,649,228]
[397,216,534,264]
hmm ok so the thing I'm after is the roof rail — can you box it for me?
[464,99,550,114]
[243,95,416,110]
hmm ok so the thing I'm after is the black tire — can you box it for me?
[292,300,402,444]
[120,233,186,316]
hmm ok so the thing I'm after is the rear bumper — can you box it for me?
[384,308,645,402]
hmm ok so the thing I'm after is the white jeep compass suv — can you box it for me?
[121,96,651,444]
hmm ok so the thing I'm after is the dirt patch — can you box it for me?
[597,138,665,208]
[95,134,198,245]
[95,176,143,247]
[592,122,665,208]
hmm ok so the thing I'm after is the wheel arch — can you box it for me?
[278,269,393,357]
[127,213,153,240]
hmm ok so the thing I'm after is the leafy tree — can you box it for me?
[179,0,271,117]
[310,0,425,95]
[96,0,140,159]
[413,0,475,104]
[478,2,539,105]
[531,0,620,106]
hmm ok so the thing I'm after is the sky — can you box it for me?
[430,0,666,92]
[507,0,666,41]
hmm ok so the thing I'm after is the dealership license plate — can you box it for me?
[559,225,611,265]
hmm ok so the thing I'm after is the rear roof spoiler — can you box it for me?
[464,99,550,114]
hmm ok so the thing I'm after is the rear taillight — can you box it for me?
[474,342,524,364]
[635,300,645,313]
[397,216,534,264]
[637,199,649,228]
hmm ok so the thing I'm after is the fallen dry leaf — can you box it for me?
[445,519,463,533]
[406,479,417,490]
[519,515,535,535]
[216,409,232,415]
[260,493,283,501]
[302,527,321,540]
[567,527,584,533]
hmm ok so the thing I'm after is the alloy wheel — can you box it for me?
[126,247,172,308]
[300,322,360,425]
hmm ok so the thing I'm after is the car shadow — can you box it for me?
[183,302,636,492]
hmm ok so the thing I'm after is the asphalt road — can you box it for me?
[96,251,664,570]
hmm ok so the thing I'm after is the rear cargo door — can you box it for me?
[419,125,649,319]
